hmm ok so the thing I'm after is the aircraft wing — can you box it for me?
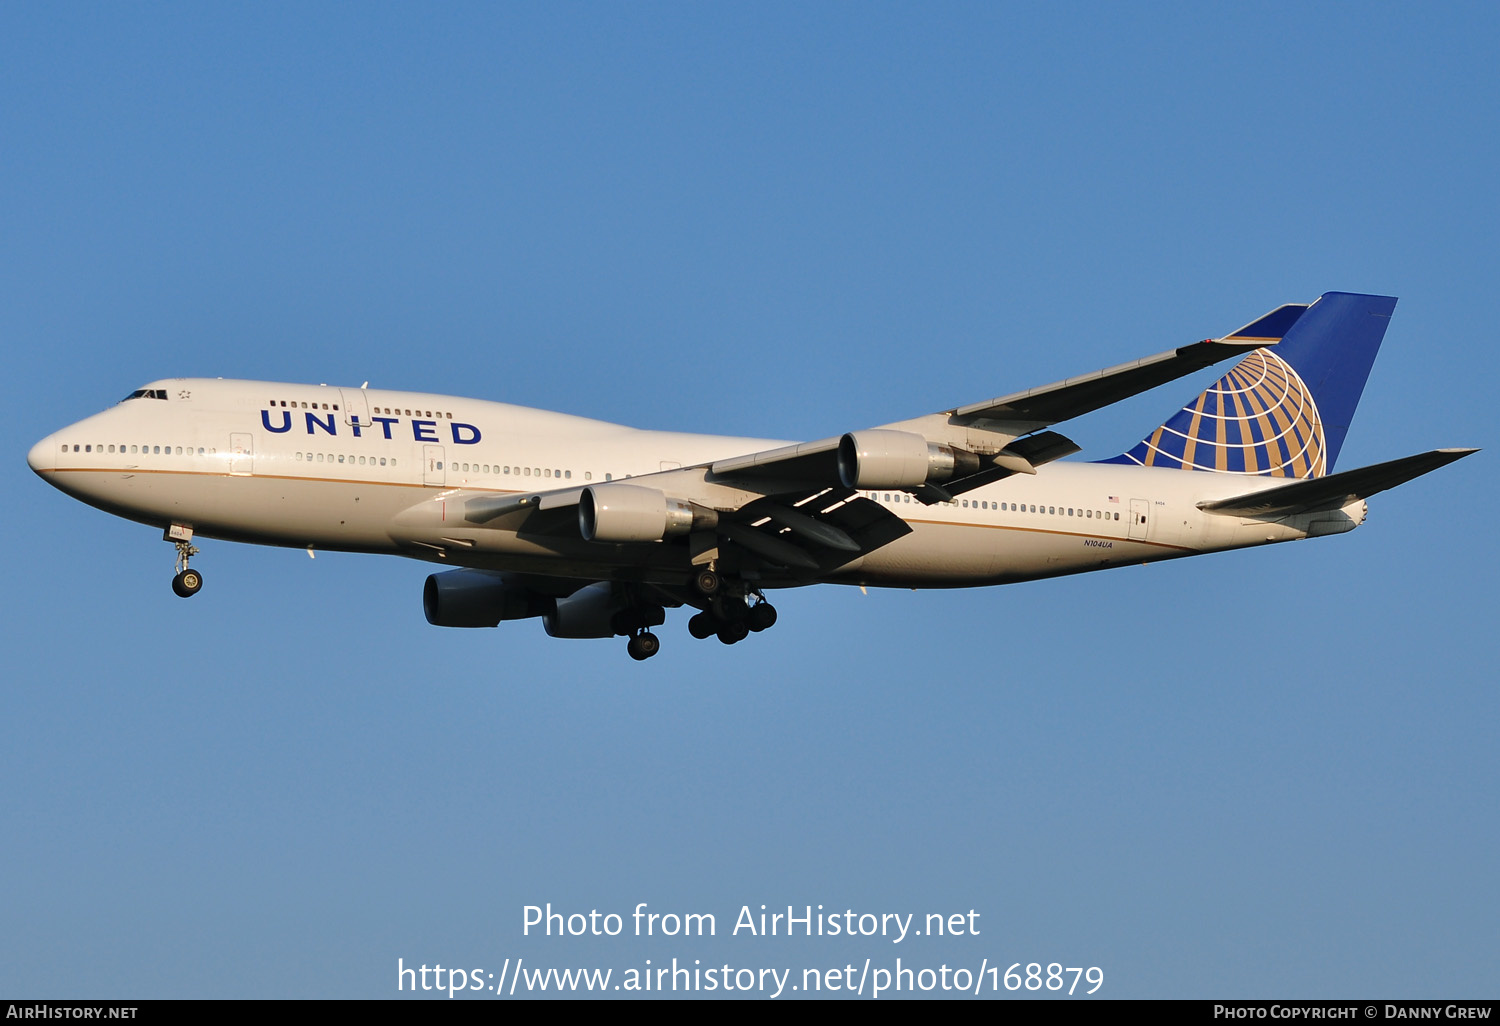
[1197,448,1478,518]
[948,330,1295,428]
[393,301,1317,574]
[709,302,1309,497]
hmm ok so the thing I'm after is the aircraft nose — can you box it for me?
[28,435,55,474]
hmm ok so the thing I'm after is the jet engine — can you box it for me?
[422,569,553,628]
[836,430,981,490]
[578,483,717,543]
[543,581,622,638]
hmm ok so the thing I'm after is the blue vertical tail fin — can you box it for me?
[1100,292,1396,478]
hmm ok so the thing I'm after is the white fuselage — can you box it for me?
[29,378,1362,589]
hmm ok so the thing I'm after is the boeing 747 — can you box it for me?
[28,292,1475,659]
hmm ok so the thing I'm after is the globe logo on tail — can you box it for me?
[1127,350,1326,478]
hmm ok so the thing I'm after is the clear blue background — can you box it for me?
[3,2,1494,999]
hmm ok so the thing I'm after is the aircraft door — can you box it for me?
[424,445,446,487]
[230,433,253,476]
[340,388,370,430]
[1128,498,1149,541]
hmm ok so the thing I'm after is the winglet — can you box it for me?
[1220,303,1310,343]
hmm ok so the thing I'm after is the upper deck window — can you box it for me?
[121,389,168,402]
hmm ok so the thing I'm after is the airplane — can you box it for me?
[27,291,1475,660]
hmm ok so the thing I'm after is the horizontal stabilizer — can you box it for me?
[1197,448,1477,518]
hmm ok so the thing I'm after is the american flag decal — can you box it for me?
[1108,495,1119,503]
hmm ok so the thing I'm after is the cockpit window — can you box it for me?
[121,389,168,402]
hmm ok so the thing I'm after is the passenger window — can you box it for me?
[565,470,572,479]
[585,472,592,480]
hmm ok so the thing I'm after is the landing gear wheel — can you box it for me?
[687,612,718,640]
[693,569,721,596]
[627,632,660,661]
[172,569,203,598]
[746,602,777,632]
[712,595,749,623]
[716,622,749,645]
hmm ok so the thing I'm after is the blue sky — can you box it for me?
[3,2,1495,999]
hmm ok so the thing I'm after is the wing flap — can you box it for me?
[1197,448,1478,518]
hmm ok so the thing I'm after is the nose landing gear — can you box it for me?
[165,524,203,598]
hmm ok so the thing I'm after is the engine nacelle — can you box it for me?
[423,569,552,628]
[837,430,980,490]
[543,581,621,639]
[579,483,716,543]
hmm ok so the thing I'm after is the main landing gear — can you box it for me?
[612,605,665,661]
[615,572,780,660]
[165,524,203,598]
[686,586,777,647]
[626,632,660,661]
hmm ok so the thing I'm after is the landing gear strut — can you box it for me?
[166,525,203,598]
